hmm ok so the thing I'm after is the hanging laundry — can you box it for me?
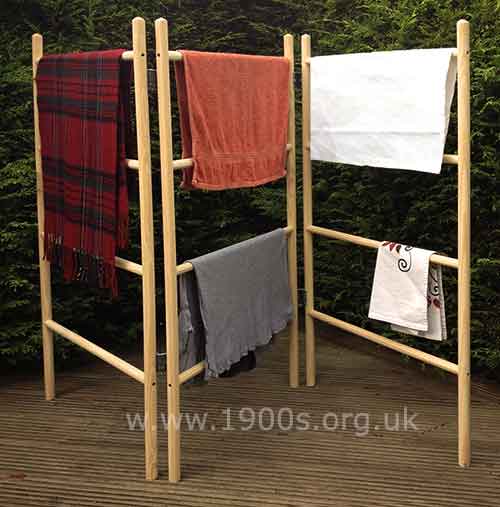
[175,50,290,189]
[311,48,457,174]
[37,50,132,296]
[178,229,292,378]
[219,351,257,378]
[178,270,256,381]
[368,242,447,341]
[178,270,206,376]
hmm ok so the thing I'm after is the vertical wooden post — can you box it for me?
[284,35,299,388]
[132,17,158,481]
[155,17,181,483]
[301,35,316,387]
[457,19,471,467]
[32,34,55,401]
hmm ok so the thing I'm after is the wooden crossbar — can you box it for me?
[179,361,206,384]
[126,158,139,169]
[154,17,299,482]
[174,226,294,275]
[33,17,158,480]
[122,49,183,61]
[128,145,293,173]
[443,154,459,165]
[304,146,459,165]
[36,50,140,64]
[114,256,143,275]
[309,309,459,374]
[301,20,471,467]
[304,49,459,64]
[308,225,459,269]
[44,320,145,383]
[171,145,293,171]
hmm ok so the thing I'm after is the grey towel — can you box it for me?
[178,228,292,378]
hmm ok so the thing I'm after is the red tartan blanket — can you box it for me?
[36,50,132,296]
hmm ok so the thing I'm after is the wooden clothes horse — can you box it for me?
[153,17,299,482]
[32,18,159,480]
[31,14,470,484]
[301,20,472,467]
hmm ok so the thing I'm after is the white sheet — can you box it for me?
[368,242,447,341]
[311,48,457,174]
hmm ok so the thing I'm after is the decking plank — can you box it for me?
[1,330,499,506]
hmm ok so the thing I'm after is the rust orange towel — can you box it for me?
[175,50,290,190]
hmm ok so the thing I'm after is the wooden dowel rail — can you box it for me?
[304,48,458,65]
[303,143,458,165]
[179,361,206,384]
[129,145,293,173]
[172,145,293,171]
[443,154,459,165]
[175,227,294,276]
[126,158,139,170]
[44,319,145,383]
[308,225,459,269]
[176,262,193,275]
[114,256,143,276]
[168,50,183,61]
[309,309,459,375]
[125,49,182,61]
[172,158,195,170]
[126,50,183,61]
[36,50,181,65]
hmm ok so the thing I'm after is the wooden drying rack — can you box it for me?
[301,20,472,467]
[154,17,299,482]
[32,14,467,483]
[33,18,158,480]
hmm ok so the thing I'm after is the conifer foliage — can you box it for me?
[0,1,498,378]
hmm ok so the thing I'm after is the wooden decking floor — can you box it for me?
[1,329,499,506]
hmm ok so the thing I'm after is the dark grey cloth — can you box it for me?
[178,228,292,378]
[178,271,205,375]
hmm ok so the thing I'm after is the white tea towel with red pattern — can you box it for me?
[368,242,447,341]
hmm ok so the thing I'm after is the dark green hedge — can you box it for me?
[1,0,499,379]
